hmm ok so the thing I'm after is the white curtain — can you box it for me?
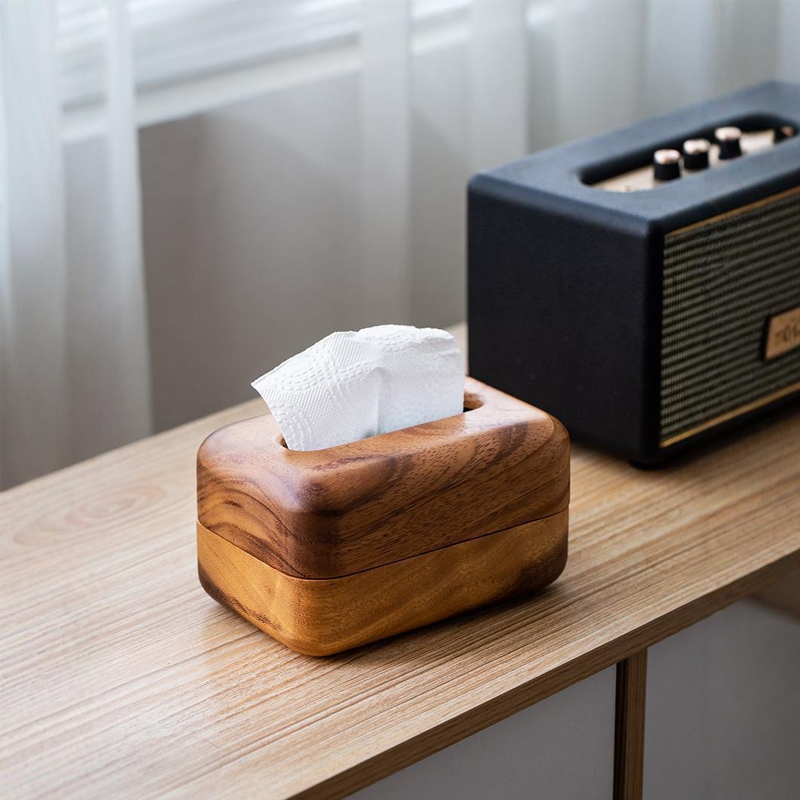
[0,0,151,488]
[1,0,798,488]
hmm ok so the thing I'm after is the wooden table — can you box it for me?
[2,325,799,799]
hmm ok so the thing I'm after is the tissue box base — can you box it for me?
[198,512,567,656]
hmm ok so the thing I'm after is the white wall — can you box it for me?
[140,74,365,429]
[139,50,476,431]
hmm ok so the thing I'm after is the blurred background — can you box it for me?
[2,0,799,488]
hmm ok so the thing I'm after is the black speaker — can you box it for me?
[468,82,800,464]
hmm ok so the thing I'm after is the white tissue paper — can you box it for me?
[251,325,465,451]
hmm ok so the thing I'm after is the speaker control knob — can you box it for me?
[715,126,742,160]
[653,149,681,181]
[683,139,710,171]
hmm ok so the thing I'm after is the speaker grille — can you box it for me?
[660,186,800,446]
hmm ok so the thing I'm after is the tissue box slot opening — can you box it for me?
[463,391,483,411]
[276,391,483,449]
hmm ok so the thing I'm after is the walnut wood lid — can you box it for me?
[197,377,570,579]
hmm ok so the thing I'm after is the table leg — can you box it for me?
[613,648,648,800]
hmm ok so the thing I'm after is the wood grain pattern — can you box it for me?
[198,511,568,656]
[198,377,570,578]
[613,650,648,800]
[2,323,800,799]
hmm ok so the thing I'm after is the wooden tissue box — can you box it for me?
[197,377,570,656]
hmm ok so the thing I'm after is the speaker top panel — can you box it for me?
[474,81,800,236]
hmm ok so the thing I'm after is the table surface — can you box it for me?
[3,324,800,799]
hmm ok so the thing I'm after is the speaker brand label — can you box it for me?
[765,305,800,360]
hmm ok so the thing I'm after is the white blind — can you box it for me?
[58,0,470,108]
